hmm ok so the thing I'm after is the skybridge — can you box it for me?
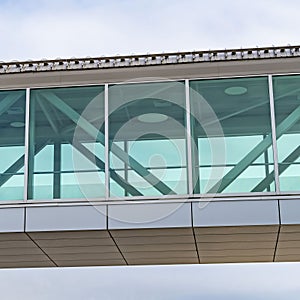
[0,45,299,267]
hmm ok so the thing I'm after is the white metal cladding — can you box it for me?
[0,200,298,267]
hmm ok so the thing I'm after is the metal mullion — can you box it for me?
[23,88,31,202]
[185,79,193,195]
[268,75,280,193]
[104,84,109,199]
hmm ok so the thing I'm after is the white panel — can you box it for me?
[108,202,192,229]
[0,208,24,232]
[193,200,279,227]
[26,205,107,232]
[280,200,300,224]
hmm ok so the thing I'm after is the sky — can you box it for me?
[2,262,300,300]
[0,0,299,61]
[1,0,300,299]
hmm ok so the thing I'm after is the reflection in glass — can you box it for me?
[190,77,275,194]
[0,90,26,200]
[108,81,188,197]
[29,86,105,200]
[273,75,300,191]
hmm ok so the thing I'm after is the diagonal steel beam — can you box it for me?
[252,145,300,192]
[0,91,35,187]
[26,100,142,197]
[71,139,143,196]
[42,91,175,195]
[0,98,141,198]
[0,141,48,187]
[40,94,142,196]
[0,91,24,117]
[208,105,300,193]
[38,97,59,134]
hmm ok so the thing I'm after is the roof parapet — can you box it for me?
[0,45,299,74]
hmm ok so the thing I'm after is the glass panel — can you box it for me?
[0,90,26,201]
[190,77,274,194]
[273,75,300,192]
[108,81,187,197]
[29,86,105,200]
[61,172,105,198]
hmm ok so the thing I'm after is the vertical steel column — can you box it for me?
[23,88,31,201]
[124,141,129,196]
[185,79,193,195]
[104,84,110,199]
[53,141,61,198]
[190,116,200,194]
[268,75,280,193]
[263,134,271,192]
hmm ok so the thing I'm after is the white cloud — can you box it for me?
[0,0,299,61]
[1,263,300,299]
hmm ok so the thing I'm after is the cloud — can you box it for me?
[0,0,299,61]
[1,263,300,299]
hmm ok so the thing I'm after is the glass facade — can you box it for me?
[28,86,105,200]
[0,90,26,200]
[108,82,187,197]
[0,74,299,201]
[190,77,275,194]
[273,75,300,192]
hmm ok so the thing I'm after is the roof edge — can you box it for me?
[1,45,300,75]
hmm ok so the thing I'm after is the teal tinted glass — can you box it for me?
[190,77,275,194]
[0,90,26,200]
[108,81,187,197]
[29,86,105,200]
[273,75,300,191]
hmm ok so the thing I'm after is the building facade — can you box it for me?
[0,46,299,267]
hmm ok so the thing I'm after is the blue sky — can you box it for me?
[0,0,300,299]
